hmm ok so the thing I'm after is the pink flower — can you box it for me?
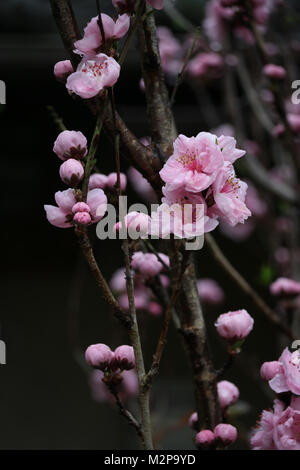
[214,423,237,445]
[195,430,215,448]
[269,347,300,395]
[217,135,246,163]
[59,159,84,186]
[160,133,224,193]
[131,251,169,278]
[260,361,282,381]
[54,60,74,81]
[110,268,127,293]
[217,380,239,408]
[85,343,114,370]
[53,130,88,161]
[251,398,300,450]
[270,278,300,297]
[114,345,135,370]
[188,412,198,430]
[90,369,138,403]
[66,53,120,99]
[215,309,254,342]
[72,202,90,213]
[74,14,130,56]
[106,172,127,192]
[147,0,164,9]
[119,287,150,311]
[208,162,251,226]
[187,52,224,79]
[44,188,107,228]
[263,64,287,79]
[197,278,224,305]
[88,173,108,190]
[114,211,151,238]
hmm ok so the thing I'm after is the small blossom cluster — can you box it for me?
[251,347,300,449]
[44,130,107,228]
[110,251,170,316]
[118,132,251,240]
[204,0,275,46]
[85,343,135,371]
[195,423,238,449]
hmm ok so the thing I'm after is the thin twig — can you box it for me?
[47,105,67,132]
[205,233,295,340]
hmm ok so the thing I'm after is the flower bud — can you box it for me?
[188,412,198,430]
[260,361,282,381]
[53,130,88,160]
[214,423,237,446]
[54,60,74,81]
[195,430,215,449]
[89,173,108,190]
[73,211,91,225]
[114,345,135,370]
[106,172,127,192]
[59,159,84,187]
[263,64,286,80]
[85,343,114,370]
[270,277,300,298]
[217,380,239,409]
[215,309,254,343]
[72,202,90,214]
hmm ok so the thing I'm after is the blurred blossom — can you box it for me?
[127,167,157,202]
[187,52,224,80]
[89,369,138,403]
[197,278,224,305]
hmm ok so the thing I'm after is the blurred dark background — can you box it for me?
[0,0,286,450]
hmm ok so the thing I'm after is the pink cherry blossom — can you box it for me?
[44,188,107,228]
[114,211,151,238]
[106,172,127,192]
[74,14,130,56]
[217,380,239,408]
[214,423,237,445]
[66,53,120,99]
[260,361,282,381]
[215,309,254,342]
[269,347,300,395]
[85,343,114,370]
[89,173,108,190]
[217,135,246,163]
[114,345,135,370]
[54,60,74,81]
[251,398,300,450]
[73,212,92,225]
[196,430,215,448]
[263,64,287,79]
[131,251,169,279]
[72,202,90,214]
[208,162,251,226]
[197,278,225,305]
[160,133,224,193]
[59,159,84,186]
[270,278,300,297]
[53,130,88,161]
[187,52,224,79]
[110,267,127,293]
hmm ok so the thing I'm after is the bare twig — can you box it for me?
[47,105,67,132]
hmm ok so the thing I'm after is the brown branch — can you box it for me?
[75,227,132,329]
[137,4,176,156]
[205,233,295,340]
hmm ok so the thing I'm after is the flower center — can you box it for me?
[82,61,108,78]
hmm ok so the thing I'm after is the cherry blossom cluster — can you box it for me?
[44,130,107,228]
[203,0,276,45]
[251,346,300,450]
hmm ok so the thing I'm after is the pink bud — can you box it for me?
[53,130,88,161]
[260,361,282,381]
[263,64,286,80]
[85,343,114,370]
[217,380,239,408]
[214,423,237,446]
[195,430,215,448]
[106,172,127,192]
[114,345,135,370]
[188,412,198,430]
[54,60,74,81]
[215,309,254,343]
[73,212,92,225]
[270,277,300,297]
[59,159,84,186]
[89,173,108,190]
[148,302,163,316]
[72,202,90,214]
